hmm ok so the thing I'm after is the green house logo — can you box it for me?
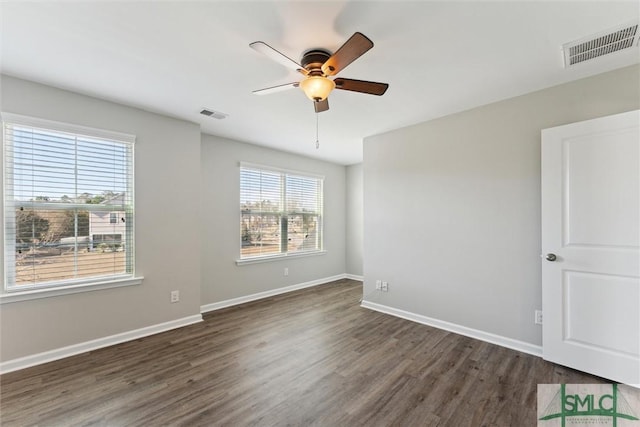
[538,384,639,427]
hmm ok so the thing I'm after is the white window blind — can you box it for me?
[3,115,135,291]
[240,164,323,259]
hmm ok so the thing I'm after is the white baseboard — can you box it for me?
[1,274,361,374]
[345,274,363,281]
[201,274,349,313]
[360,300,542,357]
[0,314,203,374]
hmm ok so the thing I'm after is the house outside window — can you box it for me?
[2,114,135,291]
[240,163,323,260]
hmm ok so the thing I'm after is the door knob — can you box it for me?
[545,253,557,262]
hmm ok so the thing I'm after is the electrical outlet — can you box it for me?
[170,290,180,303]
[381,281,389,292]
[375,280,382,290]
[284,267,289,276]
[535,310,543,325]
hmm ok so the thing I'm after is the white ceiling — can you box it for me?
[1,1,639,165]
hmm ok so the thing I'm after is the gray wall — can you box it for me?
[200,134,346,306]
[0,75,203,362]
[3,63,637,363]
[363,64,640,346]
[0,76,348,364]
[346,164,363,277]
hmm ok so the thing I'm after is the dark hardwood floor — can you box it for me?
[0,279,604,426]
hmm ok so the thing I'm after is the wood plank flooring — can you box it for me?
[0,279,605,426]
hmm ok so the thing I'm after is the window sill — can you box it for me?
[236,250,327,266]
[0,276,144,304]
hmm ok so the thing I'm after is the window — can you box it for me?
[3,114,135,291]
[240,163,323,260]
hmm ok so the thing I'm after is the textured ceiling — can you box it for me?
[2,1,639,165]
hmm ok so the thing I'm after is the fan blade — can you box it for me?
[250,41,308,75]
[321,32,374,76]
[334,78,388,96]
[314,98,329,113]
[252,82,299,95]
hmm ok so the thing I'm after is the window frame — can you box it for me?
[237,162,325,265]
[1,113,142,301]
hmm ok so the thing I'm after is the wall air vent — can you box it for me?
[199,108,228,120]
[563,22,639,67]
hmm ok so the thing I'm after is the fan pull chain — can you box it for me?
[315,112,320,149]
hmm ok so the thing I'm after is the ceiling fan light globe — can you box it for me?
[300,76,335,101]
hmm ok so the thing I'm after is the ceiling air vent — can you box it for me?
[199,108,228,120]
[563,22,639,67]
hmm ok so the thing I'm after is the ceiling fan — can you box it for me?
[250,32,389,113]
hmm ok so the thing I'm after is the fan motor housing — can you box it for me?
[301,49,331,74]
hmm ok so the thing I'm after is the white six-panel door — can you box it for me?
[541,110,640,385]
